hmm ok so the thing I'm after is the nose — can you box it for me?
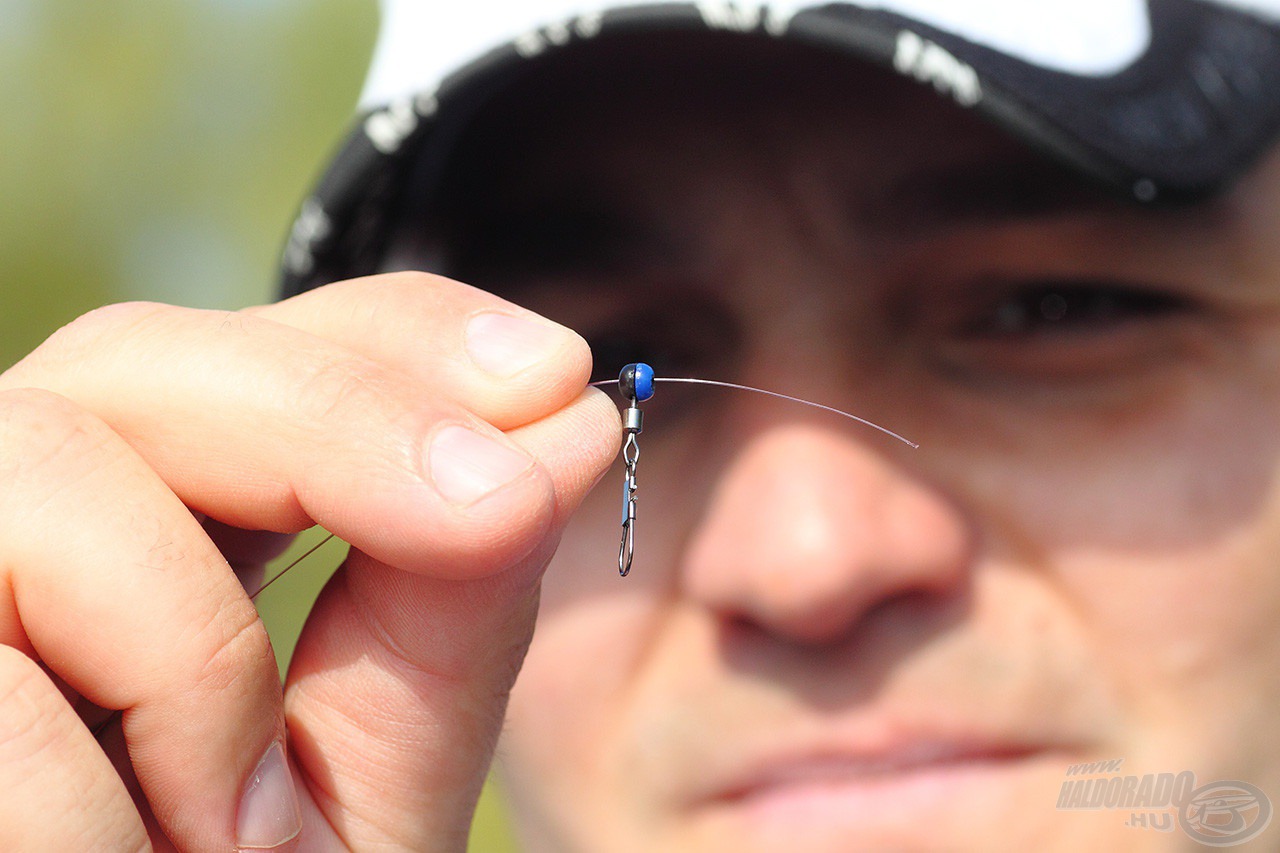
[681,424,971,645]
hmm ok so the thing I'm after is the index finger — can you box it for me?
[249,271,594,430]
[1,302,559,579]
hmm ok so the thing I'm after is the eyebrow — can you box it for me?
[447,201,684,284]
[867,155,1129,233]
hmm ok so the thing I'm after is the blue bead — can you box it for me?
[633,362,655,401]
[619,362,656,402]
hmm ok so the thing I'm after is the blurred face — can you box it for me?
[422,38,1280,852]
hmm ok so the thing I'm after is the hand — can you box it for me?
[0,272,620,851]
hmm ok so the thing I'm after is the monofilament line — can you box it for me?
[250,375,916,595]
[251,531,337,601]
[91,532,339,740]
[590,377,919,448]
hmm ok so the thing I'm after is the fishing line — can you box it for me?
[247,367,919,594]
[589,375,918,448]
[598,363,917,576]
[250,531,337,601]
[90,531,339,741]
[91,365,914,739]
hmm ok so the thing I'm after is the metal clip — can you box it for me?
[618,413,641,576]
[615,363,654,577]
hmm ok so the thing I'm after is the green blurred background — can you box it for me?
[0,2,516,849]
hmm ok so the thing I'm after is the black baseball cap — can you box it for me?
[280,0,1280,297]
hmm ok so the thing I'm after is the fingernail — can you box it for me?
[466,311,569,377]
[237,741,302,850]
[429,425,534,506]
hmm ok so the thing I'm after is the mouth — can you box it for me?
[691,739,1067,841]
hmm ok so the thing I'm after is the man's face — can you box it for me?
[426,39,1280,851]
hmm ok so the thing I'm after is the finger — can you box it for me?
[507,386,622,523]
[249,272,593,430]
[287,551,546,849]
[0,388,295,852]
[1,301,560,578]
[281,389,619,849]
[0,645,148,852]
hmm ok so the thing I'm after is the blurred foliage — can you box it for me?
[1,2,517,848]
[2,0,372,361]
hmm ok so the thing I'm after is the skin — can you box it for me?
[0,279,619,851]
[3,31,1279,853]
[421,38,1280,851]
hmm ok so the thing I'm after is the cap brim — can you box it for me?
[281,0,1280,296]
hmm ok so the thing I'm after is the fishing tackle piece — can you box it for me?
[597,363,918,578]
[251,365,917,594]
[616,363,653,576]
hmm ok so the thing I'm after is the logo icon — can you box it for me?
[1179,780,1273,847]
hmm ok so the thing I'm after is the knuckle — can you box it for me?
[192,599,276,697]
[370,269,455,301]
[294,353,402,426]
[0,388,118,498]
[363,270,501,324]
[0,647,68,765]
[0,650,151,853]
[348,271,467,331]
[4,302,171,384]
[59,300,170,339]
[86,832,149,853]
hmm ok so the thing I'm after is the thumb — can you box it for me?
[280,388,618,850]
[285,550,546,850]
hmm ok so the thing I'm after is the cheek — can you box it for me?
[949,361,1280,758]
[499,441,714,828]
[1048,514,1280,784]
[500,612,606,829]
[940,345,1280,551]
[1062,527,1280,691]
[499,477,671,771]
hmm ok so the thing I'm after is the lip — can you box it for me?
[688,735,1067,839]
[713,741,1044,799]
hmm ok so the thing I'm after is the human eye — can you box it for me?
[929,278,1202,386]
[962,280,1190,338]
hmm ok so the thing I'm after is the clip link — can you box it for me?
[615,363,653,577]
[618,404,642,576]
